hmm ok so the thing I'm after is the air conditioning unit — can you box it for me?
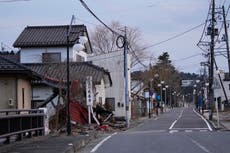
[8,98,14,106]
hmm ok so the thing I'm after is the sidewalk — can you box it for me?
[0,110,169,153]
[0,117,149,153]
[203,110,230,130]
[1,130,98,153]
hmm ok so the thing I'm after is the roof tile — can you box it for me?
[24,62,112,87]
[13,25,87,47]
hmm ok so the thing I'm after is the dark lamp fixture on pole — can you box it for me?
[66,15,88,136]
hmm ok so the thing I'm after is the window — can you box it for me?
[42,53,61,63]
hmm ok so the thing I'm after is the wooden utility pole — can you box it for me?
[222,6,230,77]
[209,0,215,120]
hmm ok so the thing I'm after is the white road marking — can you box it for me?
[169,109,184,130]
[200,130,208,132]
[172,128,209,130]
[185,130,193,132]
[137,123,144,128]
[169,130,178,134]
[179,109,184,118]
[90,132,117,153]
[169,120,178,130]
[126,130,167,135]
[193,108,213,131]
[190,138,210,153]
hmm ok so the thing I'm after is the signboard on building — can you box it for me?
[86,76,93,106]
[181,80,193,87]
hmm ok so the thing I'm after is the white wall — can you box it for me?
[214,71,230,111]
[95,79,106,105]
[32,85,64,118]
[88,51,131,118]
[32,86,53,100]
[20,47,87,63]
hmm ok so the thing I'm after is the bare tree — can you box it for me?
[90,21,147,67]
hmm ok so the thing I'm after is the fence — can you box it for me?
[0,109,45,144]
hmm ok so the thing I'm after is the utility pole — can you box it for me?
[116,27,130,128]
[222,6,230,77]
[209,0,215,120]
[148,81,151,118]
[66,26,71,135]
[124,27,130,128]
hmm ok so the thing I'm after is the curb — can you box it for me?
[64,131,98,153]
[201,113,227,131]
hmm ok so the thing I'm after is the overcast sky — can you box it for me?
[0,0,229,73]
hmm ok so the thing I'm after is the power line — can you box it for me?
[140,23,205,51]
[173,53,202,62]
[77,16,206,58]
[0,0,30,2]
[78,0,120,35]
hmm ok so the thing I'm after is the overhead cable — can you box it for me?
[141,23,205,51]
[173,53,202,62]
[78,0,120,36]
[0,0,30,2]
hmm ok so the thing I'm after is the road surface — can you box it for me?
[80,107,230,153]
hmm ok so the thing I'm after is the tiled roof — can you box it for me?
[24,62,112,87]
[0,55,38,78]
[0,51,20,62]
[13,25,87,47]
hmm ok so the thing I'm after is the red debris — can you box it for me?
[70,101,88,125]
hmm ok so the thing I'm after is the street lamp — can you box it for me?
[66,15,88,136]
[157,83,162,103]
[158,80,164,113]
[149,79,153,118]
[193,84,197,109]
[165,85,168,106]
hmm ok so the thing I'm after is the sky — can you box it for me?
[0,0,229,73]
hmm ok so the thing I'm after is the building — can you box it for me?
[13,25,92,63]
[213,70,230,111]
[0,55,40,109]
[13,25,112,124]
[131,71,147,118]
[88,50,131,119]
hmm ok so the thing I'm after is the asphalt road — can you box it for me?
[81,107,230,153]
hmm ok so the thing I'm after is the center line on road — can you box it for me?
[169,109,184,130]
[169,120,178,130]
